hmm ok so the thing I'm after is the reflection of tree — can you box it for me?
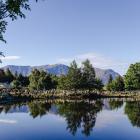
[125,101,140,127]
[28,101,51,118]
[109,99,123,110]
[57,100,103,136]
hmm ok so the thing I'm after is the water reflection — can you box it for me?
[108,99,124,110]
[57,100,103,136]
[0,99,139,138]
[125,101,140,128]
[28,101,51,118]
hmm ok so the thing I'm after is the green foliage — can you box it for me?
[29,69,56,90]
[106,76,124,91]
[106,74,113,91]
[94,78,104,91]
[81,59,96,91]
[65,60,82,91]
[124,63,140,90]
[16,73,29,87]
[5,68,14,83]
[0,0,38,43]
[57,75,68,90]
[125,101,140,127]
[109,99,123,110]
[58,100,103,136]
[11,79,21,88]
[58,59,103,92]
[0,69,7,83]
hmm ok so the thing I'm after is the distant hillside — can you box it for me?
[2,64,120,85]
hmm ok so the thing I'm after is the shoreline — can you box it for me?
[0,90,140,104]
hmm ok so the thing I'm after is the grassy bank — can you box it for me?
[0,89,140,104]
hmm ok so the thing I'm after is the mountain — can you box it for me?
[2,64,119,85]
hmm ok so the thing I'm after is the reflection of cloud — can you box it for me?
[58,52,127,69]
[0,119,17,124]
[0,56,20,61]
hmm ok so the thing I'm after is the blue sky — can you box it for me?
[0,0,140,75]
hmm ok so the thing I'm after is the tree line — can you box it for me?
[0,60,140,92]
[106,62,140,91]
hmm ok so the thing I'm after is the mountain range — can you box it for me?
[2,64,120,85]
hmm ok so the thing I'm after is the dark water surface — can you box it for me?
[0,98,139,140]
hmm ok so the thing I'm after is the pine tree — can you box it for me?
[81,59,96,92]
[66,60,82,91]
[5,68,14,84]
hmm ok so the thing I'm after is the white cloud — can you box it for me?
[0,56,21,61]
[58,52,127,69]
[0,119,17,124]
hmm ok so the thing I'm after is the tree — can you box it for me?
[65,60,82,91]
[5,68,14,83]
[113,76,124,91]
[106,74,113,91]
[0,69,6,83]
[57,75,68,90]
[29,69,55,90]
[0,0,39,43]
[124,63,140,90]
[11,79,21,88]
[29,69,41,90]
[17,73,29,87]
[81,59,96,92]
[94,78,103,91]
[107,76,125,91]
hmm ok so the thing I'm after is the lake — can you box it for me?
[0,98,139,140]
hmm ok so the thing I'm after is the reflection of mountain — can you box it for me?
[7,105,29,113]
[103,99,124,110]
[125,101,140,128]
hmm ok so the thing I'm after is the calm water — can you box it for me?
[0,99,139,140]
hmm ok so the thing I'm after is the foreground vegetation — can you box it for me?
[1,60,140,101]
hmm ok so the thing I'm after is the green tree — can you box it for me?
[106,76,124,91]
[0,69,6,83]
[106,74,113,91]
[0,0,39,43]
[11,79,21,88]
[29,69,41,90]
[66,60,82,91]
[5,68,14,83]
[29,69,55,90]
[81,59,96,92]
[17,73,29,87]
[113,76,124,91]
[124,63,140,90]
[57,75,68,90]
[94,78,103,91]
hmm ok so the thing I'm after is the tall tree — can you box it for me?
[5,68,14,83]
[106,74,113,91]
[0,69,6,82]
[124,63,140,90]
[29,69,41,90]
[81,59,96,92]
[66,60,82,91]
